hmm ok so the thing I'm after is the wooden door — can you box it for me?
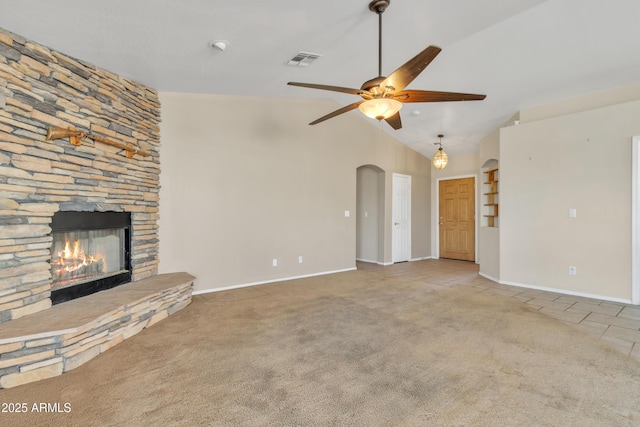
[439,177,475,261]
[392,173,411,263]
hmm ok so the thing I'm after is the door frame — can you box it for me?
[392,173,412,263]
[435,174,479,262]
[632,136,640,304]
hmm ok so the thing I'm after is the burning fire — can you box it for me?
[53,239,104,277]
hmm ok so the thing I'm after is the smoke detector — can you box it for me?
[209,40,229,51]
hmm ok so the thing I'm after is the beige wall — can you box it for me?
[520,82,640,124]
[159,86,640,300]
[500,99,640,301]
[407,164,432,261]
[158,93,431,292]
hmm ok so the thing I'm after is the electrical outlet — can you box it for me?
[272,259,278,267]
[569,266,577,276]
[298,256,303,264]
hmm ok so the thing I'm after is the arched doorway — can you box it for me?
[356,165,385,264]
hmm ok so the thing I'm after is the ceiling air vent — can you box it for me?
[287,52,322,67]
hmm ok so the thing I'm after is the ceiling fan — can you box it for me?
[287,0,486,130]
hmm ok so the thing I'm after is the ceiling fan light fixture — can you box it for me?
[287,1,485,129]
[358,98,402,121]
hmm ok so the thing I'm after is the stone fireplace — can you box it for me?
[0,25,163,322]
[0,28,193,388]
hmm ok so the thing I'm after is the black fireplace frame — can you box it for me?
[50,211,132,305]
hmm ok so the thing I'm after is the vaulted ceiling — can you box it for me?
[1,0,639,158]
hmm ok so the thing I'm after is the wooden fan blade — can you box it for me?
[309,101,364,125]
[381,46,441,92]
[393,90,486,103]
[288,82,362,95]
[384,112,402,130]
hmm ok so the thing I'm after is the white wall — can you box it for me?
[500,99,640,301]
[158,93,431,292]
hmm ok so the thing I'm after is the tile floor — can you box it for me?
[357,259,640,362]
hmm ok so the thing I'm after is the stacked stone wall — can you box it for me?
[0,27,162,324]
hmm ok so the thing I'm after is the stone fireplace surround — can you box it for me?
[0,28,193,387]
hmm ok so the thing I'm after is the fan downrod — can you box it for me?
[368,0,390,14]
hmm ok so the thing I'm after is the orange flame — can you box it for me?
[54,239,104,275]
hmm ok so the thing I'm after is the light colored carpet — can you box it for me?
[2,261,640,426]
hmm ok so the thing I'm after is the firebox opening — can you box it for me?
[50,211,132,305]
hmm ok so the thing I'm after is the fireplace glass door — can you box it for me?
[51,228,127,290]
[50,211,131,304]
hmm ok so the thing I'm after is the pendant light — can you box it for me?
[433,134,448,170]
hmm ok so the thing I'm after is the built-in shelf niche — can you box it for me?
[482,163,499,228]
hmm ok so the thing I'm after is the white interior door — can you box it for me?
[392,173,411,263]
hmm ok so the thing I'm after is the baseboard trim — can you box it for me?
[359,257,432,266]
[479,272,500,283]
[356,258,384,265]
[355,257,435,265]
[192,267,357,296]
[498,279,634,305]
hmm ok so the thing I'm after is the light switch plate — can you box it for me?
[344,210,350,217]
[569,208,576,218]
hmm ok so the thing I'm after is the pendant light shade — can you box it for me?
[433,134,448,170]
[433,148,448,169]
[358,98,402,120]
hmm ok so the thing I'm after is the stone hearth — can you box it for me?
[0,272,194,388]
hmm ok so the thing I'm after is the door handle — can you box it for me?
[394,222,400,225]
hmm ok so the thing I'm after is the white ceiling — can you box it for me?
[1,0,639,158]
